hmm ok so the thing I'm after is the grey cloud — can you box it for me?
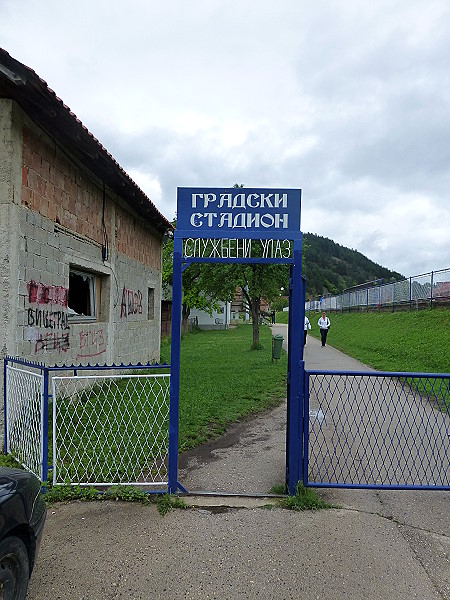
[2,0,448,276]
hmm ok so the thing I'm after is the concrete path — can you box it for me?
[27,325,449,600]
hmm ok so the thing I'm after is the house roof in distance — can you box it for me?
[0,48,172,235]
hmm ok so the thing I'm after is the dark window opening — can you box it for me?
[68,269,96,320]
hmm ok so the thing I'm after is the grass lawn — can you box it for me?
[160,323,288,451]
[305,308,449,374]
[284,307,449,408]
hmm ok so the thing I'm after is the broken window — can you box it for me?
[68,269,97,320]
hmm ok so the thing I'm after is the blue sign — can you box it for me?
[177,187,301,239]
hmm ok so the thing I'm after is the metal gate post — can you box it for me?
[302,368,310,487]
[168,236,183,494]
[287,236,305,495]
[285,266,292,489]
[42,367,49,485]
[3,358,8,453]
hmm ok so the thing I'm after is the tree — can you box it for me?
[236,260,288,349]
[225,185,290,349]
[162,221,237,331]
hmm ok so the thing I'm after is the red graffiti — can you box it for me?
[77,329,106,359]
[35,332,70,354]
[27,280,68,308]
[120,286,143,318]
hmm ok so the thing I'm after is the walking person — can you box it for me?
[304,315,311,345]
[318,311,330,347]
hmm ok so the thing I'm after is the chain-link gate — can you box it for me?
[305,370,450,489]
[4,357,172,491]
[52,374,170,487]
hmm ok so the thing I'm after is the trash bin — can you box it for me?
[272,334,284,359]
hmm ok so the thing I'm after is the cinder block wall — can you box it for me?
[0,100,22,366]
[1,98,163,379]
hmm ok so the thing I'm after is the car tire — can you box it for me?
[0,536,30,600]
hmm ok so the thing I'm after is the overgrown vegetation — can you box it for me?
[0,454,185,515]
[161,323,288,451]
[270,483,332,511]
[44,483,187,515]
[0,453,22,469]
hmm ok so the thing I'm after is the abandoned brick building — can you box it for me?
[0,49,172,375]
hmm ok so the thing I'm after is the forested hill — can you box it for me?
[303,233,404,297]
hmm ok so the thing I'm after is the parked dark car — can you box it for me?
[0,467,46,600]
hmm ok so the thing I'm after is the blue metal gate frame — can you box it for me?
[169,187,304,494]
[302,366,450,491]
[4,356,170,490]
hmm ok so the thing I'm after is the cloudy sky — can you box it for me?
[1,0,449,277]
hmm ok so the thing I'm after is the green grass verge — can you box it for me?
[305,307,450,407]
[161,323,288,451]
[0,453,23,469]
[275,310,289,324]
[43,483,187,515]
[277,307,450,373]
[306,308,449,374]
[0,453,185,515]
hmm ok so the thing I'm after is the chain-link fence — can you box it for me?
[306,267,450,312]
[52,373,170,487]
[3,357,171,490]
[5,363,44,480]
[306,371,450,488]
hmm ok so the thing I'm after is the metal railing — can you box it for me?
[3,357,171,491]
[306,267,450,312]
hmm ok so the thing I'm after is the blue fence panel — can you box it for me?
[4,357,172,492]
[306,370,450,490]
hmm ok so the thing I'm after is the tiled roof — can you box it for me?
[0,48,172,235]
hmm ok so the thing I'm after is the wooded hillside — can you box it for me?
[303,233,404,297]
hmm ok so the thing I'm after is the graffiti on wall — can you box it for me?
[26,280,70,353]
[27,309,70,330]
[77,329,106,360]
[27,280,69,307]
[35,332,70,354]
[120,286,143,318]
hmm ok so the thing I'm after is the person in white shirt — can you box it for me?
[317,312,330,347]
[304,316,311,345]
